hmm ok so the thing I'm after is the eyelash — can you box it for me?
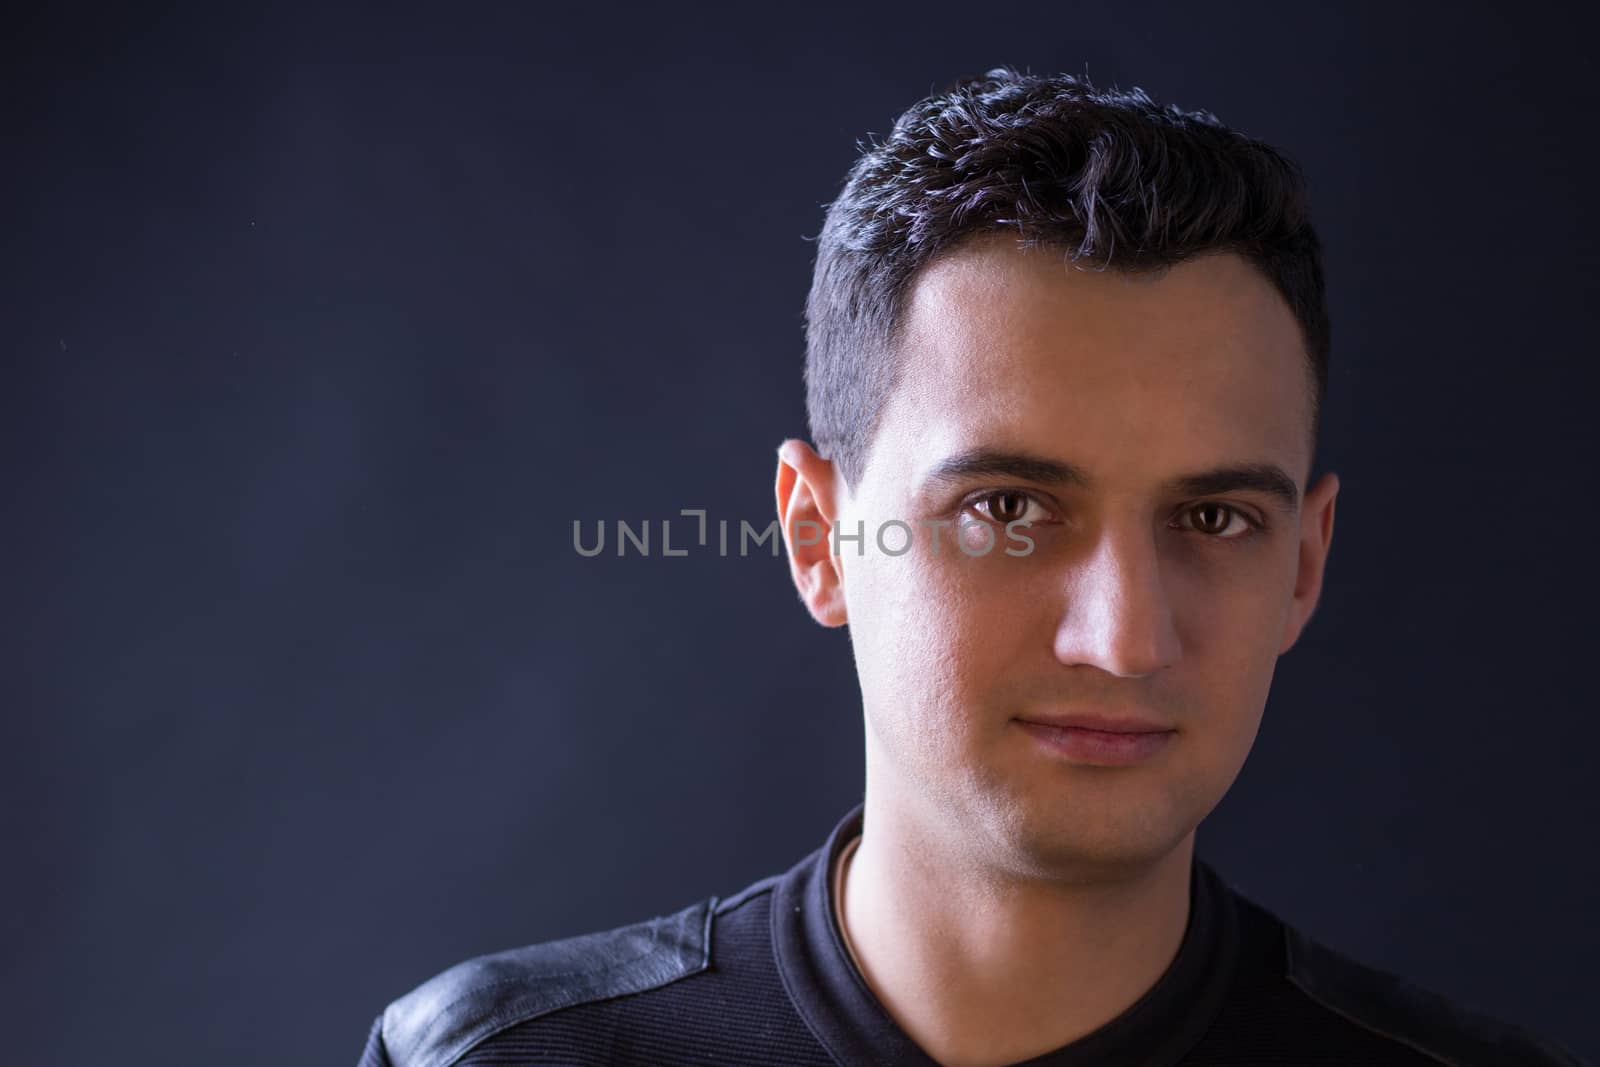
[961,490,1267,543]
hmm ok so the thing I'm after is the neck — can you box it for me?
[836,787,1196,1067]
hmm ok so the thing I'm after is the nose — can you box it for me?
[1053,524,1182,678]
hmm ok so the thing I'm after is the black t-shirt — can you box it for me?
[357,803,1588,1066]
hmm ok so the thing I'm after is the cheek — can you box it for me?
[851,552,975,698]
[1168,531,1295,640]
[846,545,1038,733]
[1168,565,1285,738]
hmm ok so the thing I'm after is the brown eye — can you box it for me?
[983,491,1031,524]
[1190,503,1239,536]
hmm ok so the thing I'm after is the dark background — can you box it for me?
[6,2,1597,1063]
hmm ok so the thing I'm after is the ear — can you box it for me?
[775,438,849,628]
[1279,471,1339,654]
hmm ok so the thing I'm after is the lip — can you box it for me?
[1013,713,1177,767]
[1015,712,1176,734]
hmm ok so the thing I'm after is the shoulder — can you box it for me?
[1275,910,1590,1066]
[371,896,717,1067]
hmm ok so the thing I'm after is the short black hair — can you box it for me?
[803,66,1330,492]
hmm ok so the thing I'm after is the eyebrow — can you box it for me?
[1166,464,1300,511]
[919,448,1091,494]
[916,447,1301,511]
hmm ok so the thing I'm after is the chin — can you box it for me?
[979,781,1197,880]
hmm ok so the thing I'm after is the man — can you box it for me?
[356,68,1589,1066]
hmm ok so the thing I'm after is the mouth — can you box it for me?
[1016,710,1176,733]
[1013,715,1177,767]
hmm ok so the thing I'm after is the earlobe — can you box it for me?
[1278,471,1340,655]
[775,439,849,628]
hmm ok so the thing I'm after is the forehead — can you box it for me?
[867,236,1313,494]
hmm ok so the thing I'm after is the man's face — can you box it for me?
[832,235,1336,877]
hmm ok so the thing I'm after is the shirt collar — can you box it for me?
[770,801,1240,1066]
